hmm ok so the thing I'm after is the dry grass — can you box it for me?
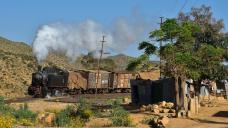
[9,100,71,113]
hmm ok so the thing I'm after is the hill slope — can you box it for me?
[108,54,136,71]
[0,37,138,98]
[0,37,37,98]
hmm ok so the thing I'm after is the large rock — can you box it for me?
[152,108,160,114]
[165,102,174,109]
[140,107,146,112]
[158,116,169,126]
[159,101,166,107]
[38,112,55,125]
[123,97,130,104]
[169,109,176,113]
[45,113,55,125]
[161,109,170,113]
[152,104,159,109]
[177,110,187,117]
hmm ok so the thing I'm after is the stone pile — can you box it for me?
[200,101,217,107]
[38,112,55,125]
[147,115,170,128]
[139,101,175,117]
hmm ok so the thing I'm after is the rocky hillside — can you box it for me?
[0,37,37,98]
[108,54,135,71]
[0,37,140,98]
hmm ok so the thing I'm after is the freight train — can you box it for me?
[28,66,138,98]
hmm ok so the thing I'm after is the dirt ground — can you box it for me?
[166,100,228,128]
[7,95,228,128]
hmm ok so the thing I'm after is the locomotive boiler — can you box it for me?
[28,67,69,97]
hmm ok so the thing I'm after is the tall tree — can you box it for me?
[138,5,226,112]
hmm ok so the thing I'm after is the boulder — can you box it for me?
[152,108,160,114]
[142,105,147,108]
[161,109,170,113]
[123,97,130,104]
[152,104,159,109]
[140,107,146,112]
[145,105,152,111]
[38,112,55,125]
[159,101,166,107]
[158,116,169,126]
[177,110,187,118]
[45,113,55,125]
[169,109,176,113]
[37,113,46,122]
[165,102,174,109]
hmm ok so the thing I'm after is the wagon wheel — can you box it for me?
[41,86,48,98]
[28,86,35,96]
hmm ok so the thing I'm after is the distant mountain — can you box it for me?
[108,54,136,71]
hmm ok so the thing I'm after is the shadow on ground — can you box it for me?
[190,118,228,125]
[213,111,228,118]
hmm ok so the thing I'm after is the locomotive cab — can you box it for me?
[28,67,69,98]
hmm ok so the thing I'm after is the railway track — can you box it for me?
[4,96,39,104]
[5,93,131,104]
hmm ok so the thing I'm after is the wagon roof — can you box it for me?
[112,71,138,74]
[70,69,111,73]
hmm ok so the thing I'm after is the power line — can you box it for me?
[179,0,188,13]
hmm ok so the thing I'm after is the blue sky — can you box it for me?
[0,0,228,59]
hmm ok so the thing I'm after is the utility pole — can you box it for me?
[159,17,164,79]
[96,35,106,95]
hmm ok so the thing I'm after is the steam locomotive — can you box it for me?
[28,66,135,98]
[28,67,69,97]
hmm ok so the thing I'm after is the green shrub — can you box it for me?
[67,117,84,128]
[54,105,76,127]
[76,98,93,120]
[0,97,15,115]
[111,107,132,127]
[13,103,37,122]
[106,99,122,109]
[54,109,71,127]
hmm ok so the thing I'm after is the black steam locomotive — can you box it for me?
[28,67,69,98]
[28,66,136,98]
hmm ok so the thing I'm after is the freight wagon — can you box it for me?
[28,67,138,98]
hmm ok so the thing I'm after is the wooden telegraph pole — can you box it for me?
[96,36,106,95]
[159,17,164,78]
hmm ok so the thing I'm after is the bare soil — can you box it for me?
[166,100,228,128]
[7,94,228,128]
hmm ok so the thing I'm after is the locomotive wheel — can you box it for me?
[28,86,35,96]
[41,86,48,98]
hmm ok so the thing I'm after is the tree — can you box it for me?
[81,52,117,71]
[139,5,226,112]
[126,40,157,71]
[126,54,150,71]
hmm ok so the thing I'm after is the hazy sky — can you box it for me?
[0,0,227,59]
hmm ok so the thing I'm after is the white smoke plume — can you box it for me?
[33,17,150,63]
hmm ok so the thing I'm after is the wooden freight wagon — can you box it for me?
[110,71,138,93]
[87,70,112,93]
[68,70,112,94]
